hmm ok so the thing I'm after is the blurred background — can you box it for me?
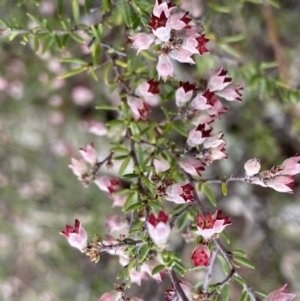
[0,0,300,300]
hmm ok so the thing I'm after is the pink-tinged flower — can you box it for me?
[141,260,166,283]
[135,79,160,106]
[203,132,224,149]
[166,183,194,204]
[209,142,228,161]
[207,98,228,117]
[175,81,196,107]
[94,176,120,193]
[216,85,243,102]
[268,176,294,194]
[129,268,148,285]
[128,96,151,121]
[165,280,192,301]
[187,123,212,148]
[195,34,210,55]
[101,235,126,257]
[244,158,261,177]
[105,216,129,234]
[69,158,88,177]
[157,55,174,82]
[190,90,214,111]
[88,121,107,136]
[169,12,192,30]
[277,155,300,176]
[97,291,122,301]
[129,298,144,301]
[178,158,205,176]
[149,11,171,41]
[208,68,232,92]
[60,219,88,251]
[110,194,126,207]
[129,33,155,54]
[147,211,171,246]
[79,143,97,164]
[191,244,210,267]
[195,210,231,240]
[169,48,195,64]
[153,155,170,173]
[266,284,295,301]
[153,0,176,19]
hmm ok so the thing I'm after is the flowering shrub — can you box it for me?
[2,0,299,300]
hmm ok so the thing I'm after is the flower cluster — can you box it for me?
[244,155,300,193]
[130,0,209,81]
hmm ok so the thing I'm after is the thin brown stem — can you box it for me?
[168,267,189,301]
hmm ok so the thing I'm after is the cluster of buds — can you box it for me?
[244,155,300,193]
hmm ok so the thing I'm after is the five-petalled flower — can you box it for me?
[60,219,88,251]
[194,210,231,240]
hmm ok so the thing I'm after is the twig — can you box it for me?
[202,245,218,292]
[214,239,258,301]
[98,240,146,253]
[170,203,192,228]
[262,3,288,84]
[168,267,189,301]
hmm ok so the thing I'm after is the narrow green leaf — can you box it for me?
[118,156,130,177]
[54,35,63,49]
[151,264,165,276]
[173,121,188,137]
[72,0,80,24]
[123,191,137,211]
[122,173,139,179]
[220,230,230,244]
[232,249,247,258]
[33,36,39,52]
[203,183,217,207]
[89,71,98,83]
[233,275,246,287]
[70,32,86,43]
[61,34,69,47]
[221,183,227,196]
[208,4,231,13]
[254,290,268,298]
[42,36,55,54]
[27,13,42,26]
[92,43,101,67]
[233,256,255,269]
[220,44,241,58]
[57,0,63,18]
[91,25,101,42]
[222,284,230,301]
[111,147,129,154]
[123,202,144,213]
[222,34,245,43]
[177,212,189,231]
[102,0,111,12]
[84,0,91,14]
[61,57,87,65]
[138,244,149,262]
[120,0,130,26]
[218,254,229,275]
[95,105,118,110]
[148,201,163,211]
[174,264,185,277]
[239,290,248,301]
[58,66,88,79]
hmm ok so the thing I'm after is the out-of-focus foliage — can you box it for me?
[0,0,300,300]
